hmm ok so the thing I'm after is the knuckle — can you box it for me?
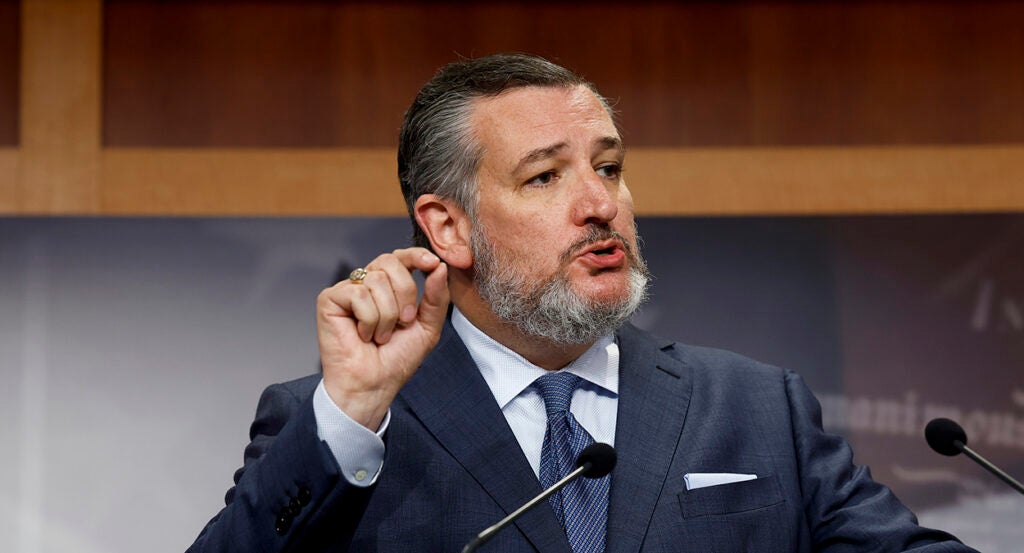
[352,284,370,299]
[316,288,333,306]
[364,270,387,287]
[397,280,418,299]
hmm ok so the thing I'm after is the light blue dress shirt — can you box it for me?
[451,308,619,477]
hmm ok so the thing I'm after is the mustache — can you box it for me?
[559,225,635,266]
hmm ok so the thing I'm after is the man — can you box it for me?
[189,54,975,552]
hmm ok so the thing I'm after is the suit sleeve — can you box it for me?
[784,370,978,552]
[187,382,375,553]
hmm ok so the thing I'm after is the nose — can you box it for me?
[571,169,619,226]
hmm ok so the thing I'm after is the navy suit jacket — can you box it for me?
[189,322,974,552]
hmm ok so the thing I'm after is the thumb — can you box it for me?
[417,262,450,333]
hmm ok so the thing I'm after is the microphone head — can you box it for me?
[576,443,617,478]
[925,418,967,456]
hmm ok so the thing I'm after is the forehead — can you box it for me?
[469,85,619,166]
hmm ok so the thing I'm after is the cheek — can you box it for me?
[490,225,568,271]
[618,183,636,213]
[482,202,560,245]
[611,211,635,237]
[613,186,637,230]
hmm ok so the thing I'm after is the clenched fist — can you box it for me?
[316,247,449,430]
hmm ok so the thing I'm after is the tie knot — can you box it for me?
[533,371,582,418]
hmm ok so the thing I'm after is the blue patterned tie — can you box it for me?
[534,371,609,553]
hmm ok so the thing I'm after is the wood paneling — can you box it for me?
[4,1,1023,216]
[626,145,1024,215]
[99,148,399,214]
[17,0,100,212]
[0,0,18,146]
[88,145,1024,216]
[0,148,16,205]
[103,1,354,147]
[103,1,1024,148]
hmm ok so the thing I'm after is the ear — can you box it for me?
[414,194,473,269]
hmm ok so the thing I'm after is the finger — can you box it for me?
[317,283,351,318]
[360,269,401,343]
[369,254,422,325]
[345,281,381,342]
[389,247,442,274]
[417,262,450,334]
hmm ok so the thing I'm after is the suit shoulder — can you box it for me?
[275,373,322,398]
[675,343,782,376]
[251,373,321,420]
[627,325,786,381]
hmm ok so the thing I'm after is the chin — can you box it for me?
[576,281,630,305]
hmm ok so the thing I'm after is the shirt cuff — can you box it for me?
[312,378,388,487]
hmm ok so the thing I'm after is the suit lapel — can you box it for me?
[607,324,694,553]
[399,321,572,553]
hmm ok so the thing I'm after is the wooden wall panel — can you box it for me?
[99,148,399,214]
[0,141,1003,216]
[103,1,350,147]
[94,145,1024,216]
[18,0,100,212]
[4,0,1022,215]
[103,1,1024,148]
[0,0,18,146]
[627,146,1024,215]
[0,148,16,208]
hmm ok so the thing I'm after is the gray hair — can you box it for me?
[398,53,611,249]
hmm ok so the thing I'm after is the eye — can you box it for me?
[526,170,558,187]
[595,163,622,179]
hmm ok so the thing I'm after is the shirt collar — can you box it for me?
[451,306,619,409]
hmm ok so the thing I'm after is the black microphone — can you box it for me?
[461,442,617,553]
[924,417,1024,495]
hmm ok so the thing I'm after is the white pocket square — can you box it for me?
[684,472,757,491]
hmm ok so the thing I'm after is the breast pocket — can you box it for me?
[675,475,790,553]
[678,474,783,518]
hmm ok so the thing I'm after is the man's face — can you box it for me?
[467,85,648,343]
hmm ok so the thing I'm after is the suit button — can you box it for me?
[297,486,312,506]
[289,497,301,513]
[275,514,292,535]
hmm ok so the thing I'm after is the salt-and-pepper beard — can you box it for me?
[471,224,651,345]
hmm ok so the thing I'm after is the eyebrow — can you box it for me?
[596,136,625,155]
[511,136,624,176]
[512,142,568,176]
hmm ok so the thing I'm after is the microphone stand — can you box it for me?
[956,440,1024,495]
[461,462,591,553]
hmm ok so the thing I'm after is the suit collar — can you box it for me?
[398,320,692,553]
[606,323,694,553]
[399,320,573,553]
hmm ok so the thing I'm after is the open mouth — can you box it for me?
[576,239,627,269]
[582,238,624,257]
[560,233,629,267]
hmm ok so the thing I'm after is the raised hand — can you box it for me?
[316,247,449,430]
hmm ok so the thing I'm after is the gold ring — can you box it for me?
[349,267,368,284]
